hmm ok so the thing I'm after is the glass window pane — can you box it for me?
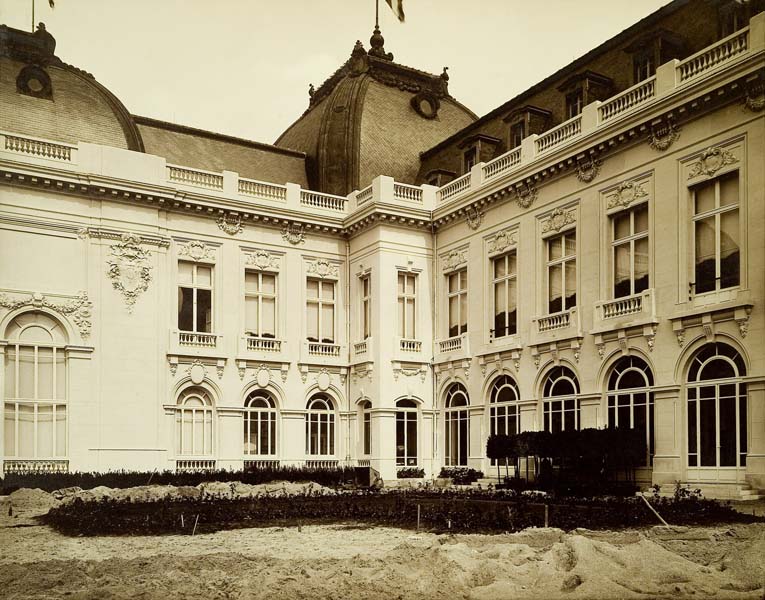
[614,243,631,298]
[614,212,631,241]
[699,397,716,466]
[548,264,562,313]
[720,209,740,289]
[4,349,14,398]
[18,348,34,399]
[397,274,405,295]
[306,303,318,341]
[321,304,334,343]
[634,205,649,233]
[178,262,193,284]
[548,236,562,261]
[178,287,194,331]
[245,296,258,332]
[56,354,66,400]
[494,257,506,279]
[262,298,276,337]
[507,253,517,276]
[37,404,53,457]
[405,299,415,338]
[245,272,259,294]
[307,279,319,298]
[321,282,335,301]
[448,273,458,293]
[565,260,577,309]
[19,403,34,456]
[694,181,715,214]
[196,289,212,333]
[37,347,54,400]
[720,172,738,207]
[448,296,459,336]
[55,405,66,456]
[4,404,15,455]
[460,292,468,332]
[694,217,716,294]
[407,416,417,461]
[406,275,415,295]
[566,233,577,256]
[261,274,276,295]
[398,298,405,337]
[634,237,649,293]
[196,266,212,287]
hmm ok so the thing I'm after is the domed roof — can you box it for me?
[275,31,477,195]
[0,23,143,151]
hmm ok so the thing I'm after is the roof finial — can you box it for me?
[369,24,393,61]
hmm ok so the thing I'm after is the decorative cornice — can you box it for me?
[306,258,339,279]
[0,289,92,340]
[244,249,280,271]
[541,207,576,234]
[216,213,243,236]
[487,229,517,255]
[687,146,737,179]
[605,179,648,210]
[78,227,170,248]
[177,240,216,262]
[441,248,468,272]
[106,234,152,313]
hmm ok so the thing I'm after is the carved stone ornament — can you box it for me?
[316,368,332,391]
[442,249,467,272]
[541,208,576,234]
[256,365,271,388]
[281,223,306,245]
[178,240,215,262]
[307,258,339,279]
[597,343,606,360]
[744,82,764,112]
[393,365,426,382]
[606,180,648,210]
[216,213,243,236]
[575,158,602,183]
[488,229,517,254]
[687,147,737,179]
[186,360,206,385]
[0,290,92,340]
[466,206,483,230]
[648,119,680,151]
[245,250,279,271]
[515,182,538,209]
[106,234,152,313]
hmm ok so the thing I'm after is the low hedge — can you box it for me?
[397,467,425,479]
[0,465,357,495]
[43,488,760,537]
[438,467,484,485]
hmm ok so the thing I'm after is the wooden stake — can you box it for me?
[192,514,199,535]
[640,494,669,526]
[181,514,184,528]
[417,504,421,532]
[544,504,549,528]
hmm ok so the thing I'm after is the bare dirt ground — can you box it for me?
[1,489,764,600]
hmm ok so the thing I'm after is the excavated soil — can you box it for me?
[1,487,764,599]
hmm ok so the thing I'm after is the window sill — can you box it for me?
[591,289,658,335]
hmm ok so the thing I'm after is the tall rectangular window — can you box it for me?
[178,262,213,332]
[492,253,517,338]
[547,232,576,314]
[397,272,417,339]
[612,204,649,298]
[463,147,477,173]
[447,269,468,338]
[566,89,583,118]
[360,274,371,340]
[510,121,525,149]
[245,271,277,338]
[306,279,335,343]
[633,53,655,83]
[692,171,739,295]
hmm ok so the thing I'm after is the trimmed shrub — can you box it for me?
[397,467,425,479]
[438,467,483,485]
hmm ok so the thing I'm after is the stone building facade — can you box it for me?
[1,1,764,497]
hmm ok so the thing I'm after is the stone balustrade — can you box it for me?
[238,177,287,202]
[3,459,69,474]
[244,459,280,469]
[300,189,347,211]
[599,77,656,122]
[483,147,521,180]
[399,338,422,352]
[356,184,374,206]
[307,341,341,357]
[246,335,282,352]
[437,173,471,204]
[535,116,582,154]
[3,133,75,162]
[167,164,224,190]
[438,335,463,353]
[393,182,423,203]
[178,331,219,348]
[536,309,572,332]
[677,27,749,83]
[176,459,216,472]
[354,340,368,355]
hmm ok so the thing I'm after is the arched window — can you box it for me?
[243,390,277,456]
[396,399,417,466]
[489,375,520,465]
[305,394,335,456]
[4,312,68,460]
[444,383,469,466]
[607,356,654,465]
[176,388,214,456]
[360,400,372,456]
[543,366,579,433]
[687,343,747,472]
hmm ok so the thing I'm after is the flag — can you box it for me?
[385,0,404,22]
[49,0,55,7]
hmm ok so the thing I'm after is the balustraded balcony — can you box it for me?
[178,331,220,349]
[399,338,422,353]
[3,459,69,474]
[244,459,280,470]
[176,459,216,472]
[434,332,470,363]
[245,335,282,353]
[306,341,341,357]
[305,459,339,469]
[592,289,656,333]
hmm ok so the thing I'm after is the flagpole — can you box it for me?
[31,0,35,32]
[375,0,379,28]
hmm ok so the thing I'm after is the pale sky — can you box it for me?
[2,0,671,145]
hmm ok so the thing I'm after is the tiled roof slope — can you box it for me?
[135,117,308,187]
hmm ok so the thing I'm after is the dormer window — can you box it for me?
[423,169,456,187]
[624,30,685,85]
[718,0,748,37]
[502,105,551,149]
[565,90,584,119]
[457,133,502,175]
[557,71,612,120]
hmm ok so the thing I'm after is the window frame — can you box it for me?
[446,268,468,338]
[360,400,372,456]
[545,231,577,315]
[178,261,214,333]
[243,390,278,457]
[305,395,335,456]
[611,203,649,299]
[491,252,517,339]
[396,398,418,466]
[606,356,655,466]
[565,89,584,119]
[244,270,278,338]
[306,278,336,344]
[444,383,470,467]
[360,273,371,340]
[175,387,214,457]
[397,272,417,339]
[542,366,580,433]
